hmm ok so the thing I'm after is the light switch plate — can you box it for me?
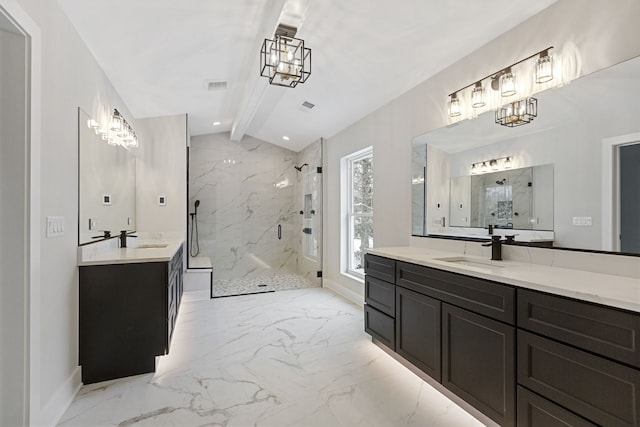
[572,216,592,226]
[47,216,65,237]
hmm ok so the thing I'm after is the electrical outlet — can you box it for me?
[47,216,65,237]
[572,216,593,226]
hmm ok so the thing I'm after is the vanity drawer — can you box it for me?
[364,304,395,350]
[518,330,640,427]
[517,386,596,427]
[518,289,640,368]
[364,254,395,283]
[365,275,395,317]
[396,261,515,324]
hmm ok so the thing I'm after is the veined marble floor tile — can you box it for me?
[58,287,484,427]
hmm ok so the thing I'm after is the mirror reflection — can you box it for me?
[450,164,553,230]
[78,107,136,244]
[412,55,640,253]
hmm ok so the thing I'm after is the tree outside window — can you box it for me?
[347,150,373,277]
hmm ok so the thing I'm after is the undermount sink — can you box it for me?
[135,243,168,249]
[434,256,504,269]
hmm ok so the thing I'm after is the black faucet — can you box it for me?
[485,224,494,235]
[482,235,503,261]
[92,230,111,239]
[119,230,137,248]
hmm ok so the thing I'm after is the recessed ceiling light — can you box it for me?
[282,136,290,141]
[213,121,221,126]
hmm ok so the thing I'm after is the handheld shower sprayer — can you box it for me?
[190,200,201,257]
[194,199,200,213]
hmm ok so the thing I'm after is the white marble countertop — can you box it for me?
[367,246,640,313]
[78,238,184,266]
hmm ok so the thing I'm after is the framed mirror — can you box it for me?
[78,107,136,244]
[412,55,640,254]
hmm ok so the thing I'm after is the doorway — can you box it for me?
[619,142,640,253]
[0,5,30,425]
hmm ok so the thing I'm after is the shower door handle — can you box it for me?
[277,224,282,240]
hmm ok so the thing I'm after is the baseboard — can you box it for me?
[323,278,363,305]
[36,366,82,427]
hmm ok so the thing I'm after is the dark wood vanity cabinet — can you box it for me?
[364,255,396,350]
[79,246,184,384]
[517,289,640,427]
[395,286,441,381]
[443,303,515,427]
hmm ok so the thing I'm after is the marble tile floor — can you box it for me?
[211,273,320,298]
[58,288,484,427]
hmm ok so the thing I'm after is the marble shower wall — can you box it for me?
[189,133,298,280]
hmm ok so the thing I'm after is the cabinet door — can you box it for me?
[364,305,395,350]
[442,303,516,427]
[517,386,596,427]
[396,286,441,381]
[518,330,640,427]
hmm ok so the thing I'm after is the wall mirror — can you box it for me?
[412,55,640,254]
[78,107,136,245]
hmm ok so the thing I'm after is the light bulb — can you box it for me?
[481,162,488,173]
[471,164,477,175]
[504,157,512,168]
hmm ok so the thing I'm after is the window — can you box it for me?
[343,148,373,278]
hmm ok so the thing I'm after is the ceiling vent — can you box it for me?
[204,80,228,91]
[301,101,315,109]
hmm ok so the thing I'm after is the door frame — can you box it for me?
[0,0,41,424]
[602,132,640,251]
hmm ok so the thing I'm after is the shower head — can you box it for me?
[194,200,200,208]
[294,163,309,172]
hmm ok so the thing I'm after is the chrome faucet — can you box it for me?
[482,235,503,261]
[119,230,137,248]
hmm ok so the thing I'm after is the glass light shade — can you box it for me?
[500,70,516,97]
[471,83,485,108]
[504,157,512,168]
[490,159,498,170]
[448,93,461,117]
[470,164,478,174]
[109,114,123,132]
[87,119,99,129]
[481,162,488,173]
[535,52,553,83]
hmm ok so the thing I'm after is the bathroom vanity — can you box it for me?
[78,240,184,384]
[364,248,640,427]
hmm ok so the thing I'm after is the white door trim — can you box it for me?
[601,132,640,251]
[0,0,41,424]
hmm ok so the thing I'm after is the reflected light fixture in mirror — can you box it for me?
[471,156,513,175]
[496,97,537,127]
[448,92,461,117]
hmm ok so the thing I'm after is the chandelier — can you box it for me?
[260,24,311,88]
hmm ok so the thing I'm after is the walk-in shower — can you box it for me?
[188,134,323,297]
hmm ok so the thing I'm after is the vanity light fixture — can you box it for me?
[535,49,553,83]
[260,24,311,88]
[496,97,537,127]
[471,156,513,175]
[471,82,485,108]
[88,109,139,148]
[445,47,552,123]
[448,92,461,117]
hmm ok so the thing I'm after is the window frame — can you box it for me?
[343,147,373,279]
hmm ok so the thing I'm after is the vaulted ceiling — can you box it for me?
[58,0,558,151]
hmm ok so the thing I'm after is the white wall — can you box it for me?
[136,114,187,236]
[0,24,28,426]
[4,0,137,424]
[324,0,640,302]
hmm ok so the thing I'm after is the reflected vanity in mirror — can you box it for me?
[412,55,640,254]
[78,107,136,245]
